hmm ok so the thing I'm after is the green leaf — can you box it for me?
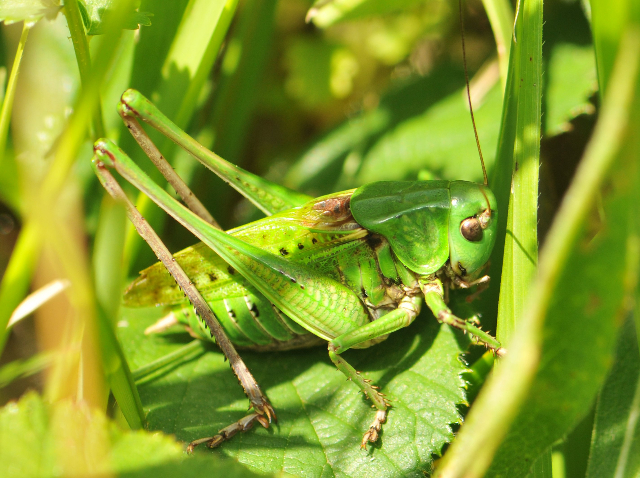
[0,0,60,25]
[0,392,267,477]
[118,305,469,477]
[545,43,597,136]
[586,316,640,478]
[285,69,502,193]
[353,84,502,185]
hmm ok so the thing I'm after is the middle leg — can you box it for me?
[328,295,421,448]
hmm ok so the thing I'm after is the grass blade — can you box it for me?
[435,17,640,478]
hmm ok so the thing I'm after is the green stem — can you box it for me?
[481,0,514,92]
[0,23,30,170]
[41,0,132,200]
[63,0,106,138]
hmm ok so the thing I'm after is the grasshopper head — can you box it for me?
[448,181,498,278]
[350,180,498,277]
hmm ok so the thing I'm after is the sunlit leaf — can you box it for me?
[118,305,470,477]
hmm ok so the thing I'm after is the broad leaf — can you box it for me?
[285,71,503,193]
[118,304,470,477]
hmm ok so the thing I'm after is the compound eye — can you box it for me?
[460,217,483,242]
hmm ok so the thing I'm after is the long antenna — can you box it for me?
[459,0,488,186]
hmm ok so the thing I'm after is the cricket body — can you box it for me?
[92,89,503,452]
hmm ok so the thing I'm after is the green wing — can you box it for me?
[124,189,362,308]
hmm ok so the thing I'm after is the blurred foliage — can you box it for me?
[0,0,639,477]
[0,392,265,477]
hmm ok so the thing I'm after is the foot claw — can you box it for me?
[360,410,387,449]
[256,414,270,428]
[186,404,275,453]
[262,401,276,423]
[249,392,276,423]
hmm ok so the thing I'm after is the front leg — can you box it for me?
[420,277,505,356]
